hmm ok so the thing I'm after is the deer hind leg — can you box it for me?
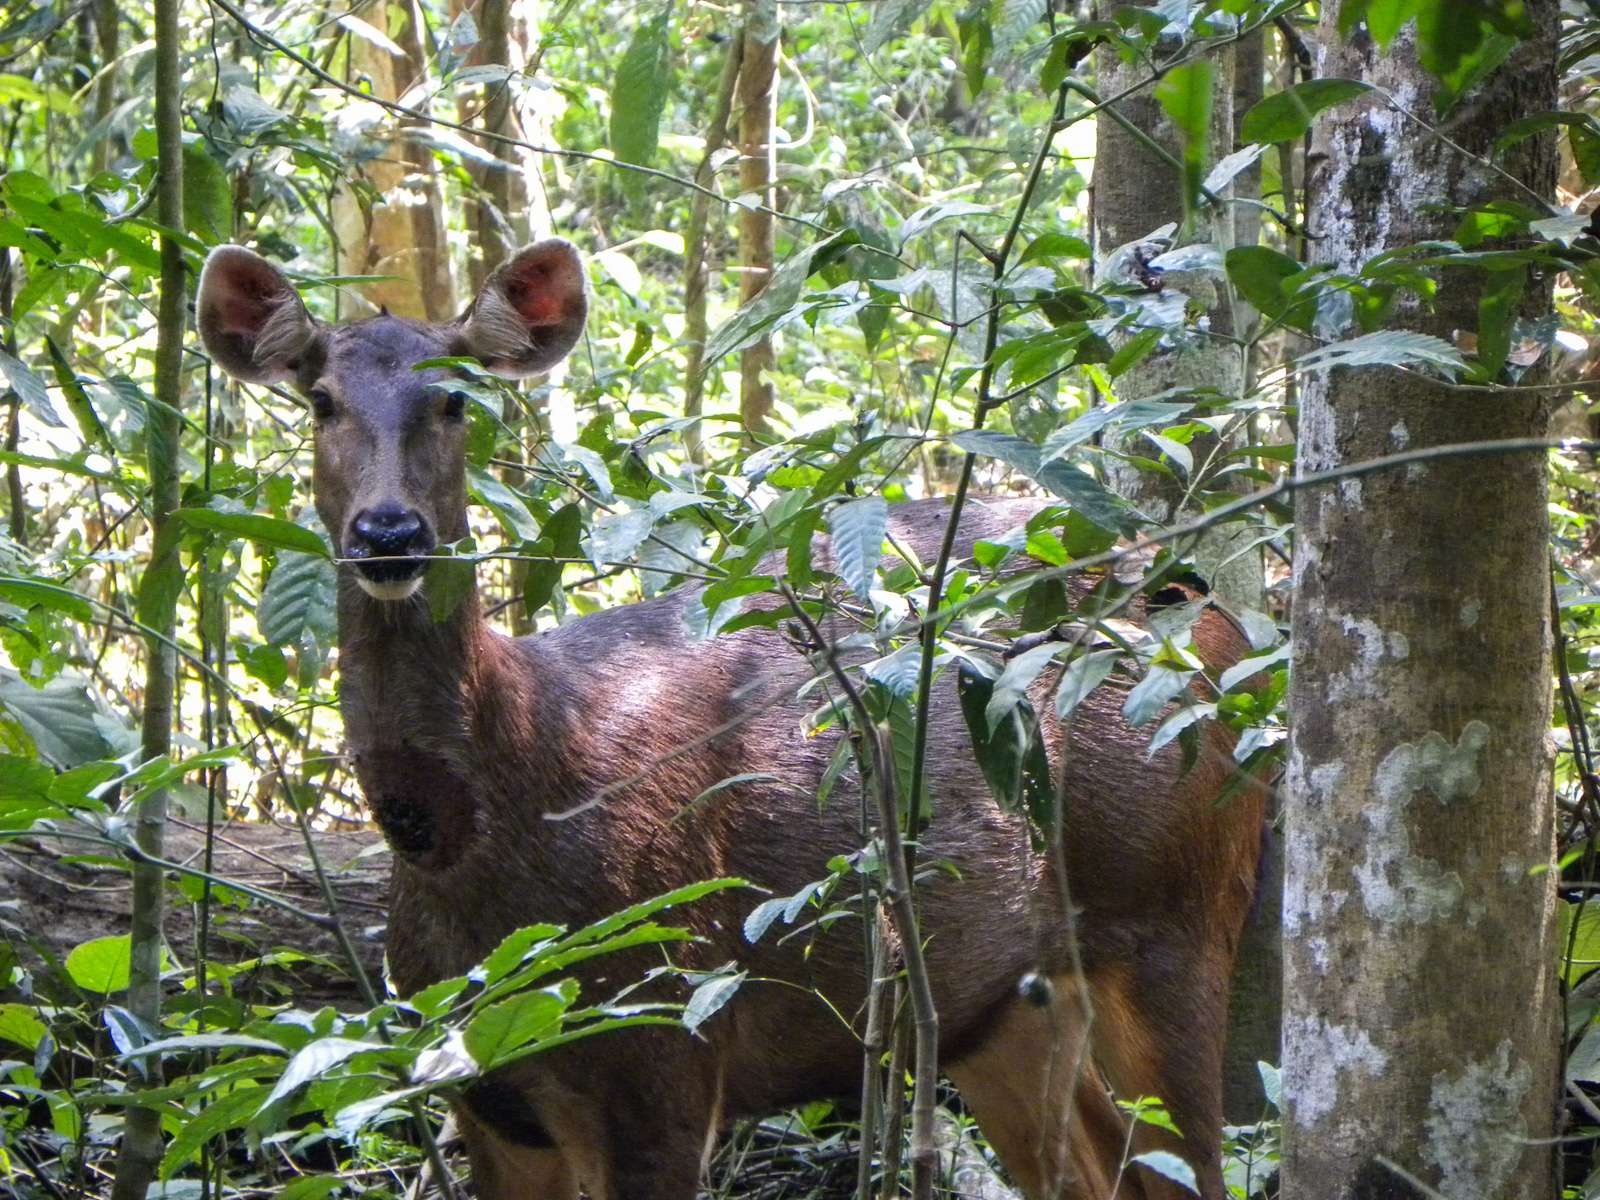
[1089,948,1234,1200]
[452,1098,579,1200]
[947,976,1141,1200]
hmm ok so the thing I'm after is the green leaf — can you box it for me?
[983,643,1063,733]
[955,660,1054,841]
[705,233,847,366]
[1225,246,1312,332]
[0,1002,46,1050]
[609,9,672,170]
[1132,1150,1199,1195]
[0,350,60,426]
[1154,60,1214,216]
[0,669,111,768]
[991,0,1046,56]
[522,502,583,615]
[174,508,332,558]
[259,551,337,648]
[865,0,931,53]
[1055,648,1121,718]
[951,429,1127,533]
[828,496,887,600]
[182,140,232,243]
[66,934,132,993]
[161,1086,268,1177]
[683,970,745,1035]
[1293,330,1466,378]
[1475,266,1527,379]
[1239,78,1371,145]
[0,576,92,621]
[1122,664,1196,728]
[465,982,578,1069]
[257,1037,393,1119]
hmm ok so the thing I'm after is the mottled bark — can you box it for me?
[737,0,778,436]
[333,0,455,321]
[1282,9,1561,1198]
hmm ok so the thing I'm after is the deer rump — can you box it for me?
[194,239,1262,1200]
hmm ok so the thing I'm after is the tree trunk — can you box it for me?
[736,0,778,436]
[1282,8,1561,1197]
[1091,11,1260,608]
[109,0,184,1187]
[1093,8,1276,1120]
[333,0,455,321]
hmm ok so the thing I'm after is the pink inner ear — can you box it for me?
[504,253,578,327]
[216,265,285,335]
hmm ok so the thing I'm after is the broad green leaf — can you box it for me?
[952,429,1127,533]
[1055,648,1121,718]
[161,1086,268,1177]
[182,140,231,242]
[1239,79,1371,144]
[705,233,847,365]
[1154,60,1214,215]
[1122,663,1196,728]
[0,669,111,768]
[610,9,672,169]
[257,1037,393,1117]
[0,1002,46,1050]
[1293,330,1466,378]
[175,508,331,557]
[259,551,337,648]
[866,0,931,53]
[0,350,60,426]
[956,660,1054,840]
[465,982,578,1069]
[1475,266,1527,379]
[983,643,1064,733]
[1225,246,1312,332]
[1132,1150,1199,1195]
[683,970,745,1034]
[0,576,92,621]
[828,496,887,601]
[66,934,132,993]
[991,0,1046,56]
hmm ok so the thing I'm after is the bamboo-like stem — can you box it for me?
[855,907,889,1200]
[737,0,779,435]
[683,30,745,465]
[108,0,184,1188]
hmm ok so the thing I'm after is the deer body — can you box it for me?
[198,240,1264,1200]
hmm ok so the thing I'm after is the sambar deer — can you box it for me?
[196,238,1264,1200]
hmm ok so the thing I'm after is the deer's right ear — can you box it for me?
[458,239,588,377]
[197,246,320,384]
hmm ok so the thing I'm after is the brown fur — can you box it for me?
[197,241,1265,1200]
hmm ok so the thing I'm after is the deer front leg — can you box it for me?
[453,1089,579,1200]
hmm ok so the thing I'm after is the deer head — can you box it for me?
[196,241,589,600]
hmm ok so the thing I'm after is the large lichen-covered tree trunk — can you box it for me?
[1282,7,1561,1196]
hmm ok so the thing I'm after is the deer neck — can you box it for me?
[335,572,509,867]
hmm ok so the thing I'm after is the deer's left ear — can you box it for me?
[458,239,588,377]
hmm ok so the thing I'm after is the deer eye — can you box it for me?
[308,388,337,421]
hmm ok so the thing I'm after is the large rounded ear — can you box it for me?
[196,246,320,384]
[458,239,588,377]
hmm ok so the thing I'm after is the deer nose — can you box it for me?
[350,504,425,558]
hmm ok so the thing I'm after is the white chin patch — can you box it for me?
[356,575,424,602]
